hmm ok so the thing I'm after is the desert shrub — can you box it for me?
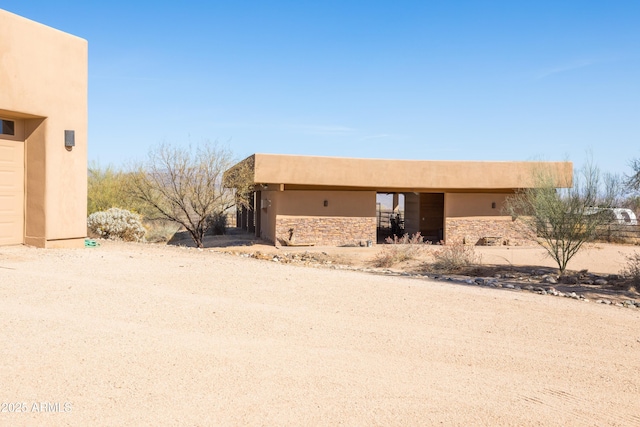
[620,251,640,287]
[87,163,152,216]
[431,242,481,272]
[204,211,228,236]
[373,232,430,268]
[87,208,146,242]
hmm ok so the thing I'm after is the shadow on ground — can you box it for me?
[415,264,640,301]
[167,227,261,248]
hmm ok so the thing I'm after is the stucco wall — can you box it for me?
[445,193,513,217]
[0,9,87,247]
[251,154,573,191]
[260,190,376,245]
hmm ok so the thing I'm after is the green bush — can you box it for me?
[87,163,151,216]
[205,211,228,236]
[87,208,146,242]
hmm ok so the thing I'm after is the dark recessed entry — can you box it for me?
[0,119,15,136]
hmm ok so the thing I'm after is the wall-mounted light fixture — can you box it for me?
[323,200,328,207]
[491,202,496,209]
[64,130,75,148]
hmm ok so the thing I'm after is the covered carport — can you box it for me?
[226,154,572,246]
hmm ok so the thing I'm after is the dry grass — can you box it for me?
[430,242,482,273]
[143,219,182,243]
[372,233,430,268]
[620,251,640,292]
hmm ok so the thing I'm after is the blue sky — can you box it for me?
[3,1,639,174]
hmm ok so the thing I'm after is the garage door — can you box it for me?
[0,139,24,245]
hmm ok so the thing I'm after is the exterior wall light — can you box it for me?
[64,130,75,148]
[491,202,496,209]
[323,200,328,207]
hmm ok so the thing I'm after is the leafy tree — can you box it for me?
[505,159,621,274]
[87,163,148,215]
[127,141,242,248]
[222,154,255,211]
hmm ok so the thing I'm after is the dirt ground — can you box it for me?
[0,235,639,426]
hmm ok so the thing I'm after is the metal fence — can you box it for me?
[592,224,640,244]
[377,209,404,229]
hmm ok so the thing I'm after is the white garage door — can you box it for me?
[0,139,24,245]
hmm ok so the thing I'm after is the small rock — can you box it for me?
[561,275,579,284]
[594,279,608,286]
[504,284,515,289]
[539,290,547,295]
[543,276,558,284]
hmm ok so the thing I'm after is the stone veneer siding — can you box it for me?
[276,216,377,246]
[446,218,537,246]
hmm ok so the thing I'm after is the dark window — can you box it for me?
[0,119,15,136]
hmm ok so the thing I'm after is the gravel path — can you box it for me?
[1,241,639,426]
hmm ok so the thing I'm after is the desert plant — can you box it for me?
[223,154,256,211]
[204,211,228,236]
[87,163,151,216]
[87,208,146,242]
[372,232,430,268]
[505,157,622,274]
[620,251,640,287]
[127,141,246,248]
[431,242,481,272]
[626,157,640,193]
[88,163,126,214]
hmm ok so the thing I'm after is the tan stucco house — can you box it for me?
[0,9,87,248]
[226,154,572,246]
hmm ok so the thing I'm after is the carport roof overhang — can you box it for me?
[227,154,573,193]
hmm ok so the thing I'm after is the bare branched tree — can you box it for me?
[626,158,640,192]
[505,159,621,274]
[127,141,240,248]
